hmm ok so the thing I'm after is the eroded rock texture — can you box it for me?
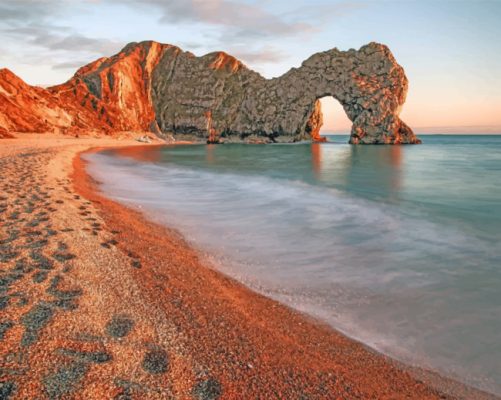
[0,41,420,144]
[49,41,169,134]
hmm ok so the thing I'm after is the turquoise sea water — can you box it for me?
[86,135,501,395]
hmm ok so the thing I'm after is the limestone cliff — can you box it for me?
[49,41,169,134]
[0,68,70,134]
[0,68,112,136]
[0,40,420,144]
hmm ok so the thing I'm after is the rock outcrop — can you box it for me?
[0,127,14,138]
[305,100,326,142]
[0,68,107,136]
[0,41,420,144]
[49,41,169,134]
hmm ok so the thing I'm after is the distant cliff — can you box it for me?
[0,41,420,144]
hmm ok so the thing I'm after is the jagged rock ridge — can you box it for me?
[0,41,420,144]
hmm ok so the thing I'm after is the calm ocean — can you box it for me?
[86,135,501,396]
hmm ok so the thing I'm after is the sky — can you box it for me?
[1,0,500,133]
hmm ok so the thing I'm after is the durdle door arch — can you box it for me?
[233,42,421,144]
[150,42,421,144]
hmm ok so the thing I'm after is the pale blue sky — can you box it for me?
[1,0,500,132]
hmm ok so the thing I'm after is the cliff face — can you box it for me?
[0,68,110,135]
[0,68,71,134]
[0,40,420,144]
[151,49,262,138]
[49,41,170,134]
[0,42,171,137]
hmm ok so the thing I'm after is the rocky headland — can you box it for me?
[0,41,420,144]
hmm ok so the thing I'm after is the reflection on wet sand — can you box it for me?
[111,144,165,162]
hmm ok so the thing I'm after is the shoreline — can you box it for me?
[75,144,497,399]
[0,135,496,398]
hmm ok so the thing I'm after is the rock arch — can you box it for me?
[240,43,418,144]
[151,42,420,144]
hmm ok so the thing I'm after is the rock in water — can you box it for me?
[0,41,420,144]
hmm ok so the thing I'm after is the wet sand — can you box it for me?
[0,134,494,399]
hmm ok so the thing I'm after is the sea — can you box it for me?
[85,134,501,396]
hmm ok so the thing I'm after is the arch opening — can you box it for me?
[319,96,352,135]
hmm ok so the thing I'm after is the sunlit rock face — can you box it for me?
[49,41,169,134]
[0,41,419,144]
[305,100,325,142]
[0,68,75,134]
[0,42,169,136]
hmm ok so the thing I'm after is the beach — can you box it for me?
[0,135,494,399]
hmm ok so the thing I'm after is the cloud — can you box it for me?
[0,0,363,84]
[33,33,122,55]
[116,0,363,65]
[119,0,314,38]
[0,0,64,22]
[229,45,289,64]
[0,0,124,70]
[52,60,94,70]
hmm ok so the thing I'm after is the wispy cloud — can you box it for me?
[52,60,96,70]
[0,0,362,83]
[3,23,122,55]
[229,45,289,64]
[119,0,314,38]
[35,33,122,55]
[117,0,361,62]
[0,0,124,73]
[0,0,64,22]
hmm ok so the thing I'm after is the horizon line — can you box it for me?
[322,125,501,134]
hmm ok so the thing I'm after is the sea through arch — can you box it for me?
[306,96,353,142]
